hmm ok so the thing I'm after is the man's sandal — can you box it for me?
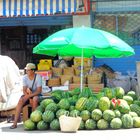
[10,125,17,129]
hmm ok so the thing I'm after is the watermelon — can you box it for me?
[30,110,42,123]
[69,105,75,111]
[117,99,130,114]
[42,110,55,123]
[70,109,80,117]
[69,88,80,96]
[72,88,80,95]
[97,119,109,129]
[133,100,140,106]
[78,87,92,98]
[85,119,96,130]
[56,109,68,118]
[110,118,122,129]
[24,119,36,130]
[80,110,90,121]
[75,97,88,111]
[45,102,58,112]
[78,120,85,130]
[50,119,60,130]
[91,109,102,121]
[103,110,115,121]
[61,91,70,98]
[111,98,118,109]
[127,91,137,100]
[98,97,110,111]
[36,105,45,113]
[121,114,133,129]
[123,95,133,105]
[114,87,125,99]
[68,95,78,106]
[133,117,140,128]
[58,99,70,110]
[130,104,140,116]
[40,98,54,108]
[104,87,115,99]
[37,120,48,130]
[86,97,98,111]
[51,90,63,102]
[114,110,121,118]
[129,112,138,118]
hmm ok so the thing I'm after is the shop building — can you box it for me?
[0,0,90,68]
[0,0,139,75]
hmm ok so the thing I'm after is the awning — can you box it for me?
[0,15,73,27]
[0,0,79,17]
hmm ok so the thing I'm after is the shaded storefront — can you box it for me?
[0,0,90,68]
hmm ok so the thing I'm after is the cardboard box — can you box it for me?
[69,84,87,90]
[63,67,74,75]
[88,84,104,93]
[60,75,73,85]
[73,76,86,84]
[87,75,102,84]
[74,58,92,67]
[52,67,63,77]
[48,78,60,87]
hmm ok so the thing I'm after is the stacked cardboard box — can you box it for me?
[87,71,104,93]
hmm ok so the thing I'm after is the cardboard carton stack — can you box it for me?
[45,58,104,93]
[87,71,104,93]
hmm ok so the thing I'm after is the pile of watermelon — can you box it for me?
[23,87,140,131]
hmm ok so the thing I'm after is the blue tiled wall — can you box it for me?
[94,45,140,75]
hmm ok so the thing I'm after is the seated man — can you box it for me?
[10,63,42,129]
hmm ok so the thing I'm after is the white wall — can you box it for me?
[73,15,91,27]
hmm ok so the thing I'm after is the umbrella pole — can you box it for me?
[80,48,84,93]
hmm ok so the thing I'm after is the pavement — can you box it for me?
[0,121,139,140]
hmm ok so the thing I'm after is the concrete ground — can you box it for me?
[0,121,139,140]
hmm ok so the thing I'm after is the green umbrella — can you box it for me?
[33,26,134,58]
[33,26,135,90]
